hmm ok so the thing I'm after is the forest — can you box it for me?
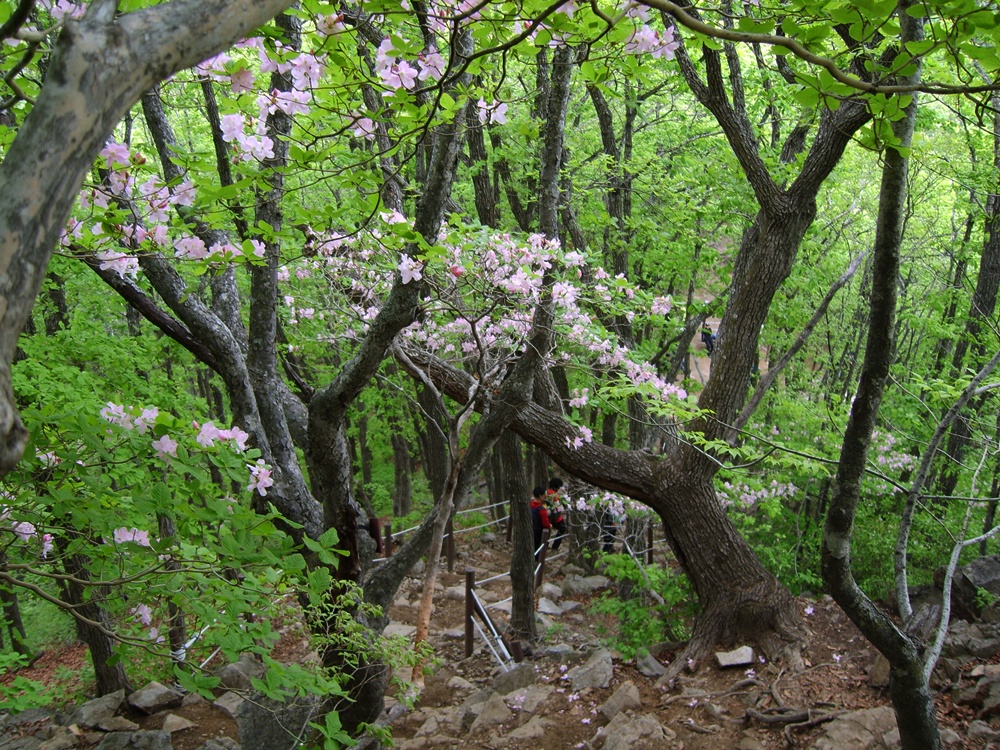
[1,0,1000,748]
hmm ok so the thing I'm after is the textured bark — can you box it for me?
[822,6,940,748]
[500,431,536,641]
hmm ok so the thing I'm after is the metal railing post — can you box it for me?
[384,523,393,558]
[647,523,654,565]
[534,529,550,589]
[464,568,475,658]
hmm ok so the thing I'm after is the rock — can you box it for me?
[592,712,673,750]
[505,715,548,739]
[715,646,755,669]
[93,731,172,750]
[409,560,426,577]
[444,586,465,601]
[490,600,512,614]
[467,694,512,734]
[128,682,184,715]
[72,690,125,728]
[869,654,890,688]
[481,533,497,543]
[737,730,766,750]
[415,714,443,737]
[539,582,562,600]
[213,692,245,719]
[935,554,1000,621]
[941,727,962,745]
[492,664,536,695]
[540,643,583,664]
[503,685,552,714]
[560,601,582,613]
[446,676,475,692]
[968,719,1000,740]
[37,726,78,750]
[235,694,321,750]
[560,563,585,576]
[537,597,562,616]
[599,681,641,720]
[809,706,897,750]
[443,628,465,639]
[181,692,206,708]
[635,648,667,678]
[562,574,610,596]
[216,664,252,691]
[161,714,197,733]
[384,621,418,638]
[568,648,614,691]
[98,717,140,732]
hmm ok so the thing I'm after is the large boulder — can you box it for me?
[567,648,614,692]
[935,555,1000,622]
[234,694,322,750]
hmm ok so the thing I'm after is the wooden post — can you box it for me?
[534,529,550,590]
[369,517,382,555]
[511,640,524,663]
[646,524,654,565]
[384,523,393,558]
[446,515,455,573]
[464,568,475,658]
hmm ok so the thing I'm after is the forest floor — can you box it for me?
[2,534,993,749]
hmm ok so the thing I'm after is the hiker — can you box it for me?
[701,323,716,356]
[546,477,569,552]
[529,485,550,561]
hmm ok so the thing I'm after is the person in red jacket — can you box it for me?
[530,485,550,561]
[546,477,569,551]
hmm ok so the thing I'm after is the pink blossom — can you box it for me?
[568,388,588,408]
[133,407,159,435]
[317,13,345,36]
[132,604,153,626]
[226,426,250,452]
[418,50,446,80]
[175,236,209,260]
[170,179,197,207]
[291,54,325,89]
[352,116,377,140]
[651,295,673,315]
[398,255,423,284]
[251,239,267,258]
[274,90,311,116]
[248,460,275,496]
[96,251,139,279]
[114,527,152,547]
[100,141,131,169]
[152,435,178,460]
[230,67,255,94]
[100,402,132,429]
[477,99,508,125]
[220,114,245,142]
[41,534,53,558]
[12,521,35,541]
[197,422,223,447]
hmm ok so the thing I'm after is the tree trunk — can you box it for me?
[498,431,536,642]
[392,432,413,517]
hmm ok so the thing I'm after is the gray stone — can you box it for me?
[467,694,512,734]
[127,682,183,715]
[235,694,321,750]
[940,728,962,745]
[539,582,562,600]
[213,692,245,719]
[444,586,465,601]
[540,643,581,664]
[737,730,766,750]
[98,717,140,732]
[599,681,641,720]
[809,706,897,750]
[568,648,614,691]
[868,654,890,688]
[559,600,582,613]
[559,563,585,576]
[635,648,668,678]
[72,690,125,728]
[490,600,512,614]
[416,713,443,737]
[935,554,1000,621]
[217,664,252,691]
[968,719,1000,740]
[181,692,207,708]
[562,574,610,596]
[503,685,552,715]
[443,628,465,639]
[37,727,77,750]
[446,676,475,692]
[481,533,497,543]
[236,654,266,680]
[94,731,172,750]
[537,597,562,615]
[384,621,417,638]
[161,714,196,733]
[715,646,755,669]
[506,715,548,739]
[492,664,536,695]
[592,712,672,750]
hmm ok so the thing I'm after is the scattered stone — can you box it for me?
[384,621,417,638]
[93,730,172,750]
[409,560,426,577]
[559,601,582,613]
[128,682,184,715]
[161,714,197,733]
[540,582,562,600]
[98,717,140,732]
[562,574,610,596]
[443,628,465,639]
[537,597,562,616]
[446,676,475,692]
[810,706,896,750]
[505,715,548,739]
[503,685,552,715]
[444,586,465,601]
[540,644,582,664]
[216,664,252,691]
[559,563,585,577]
[599,681,641,720]
[968,719,1000,740]
[568,648,614,692]
[235,694,321,750]
[467,694,512,734]
[715,646,755,669]
[181,693,207,708]
[213,692,245,719]
[415,714,443,737]
[72,690,125,729]
[481,533,497,543]
[492,664,536,695]
[935,555,1000,621]
[194,740,240,750]
[490,600,512,614]
[635,648,668,678]
[736,731,766,750]
[869,654,890,688]
[592,712,672,750]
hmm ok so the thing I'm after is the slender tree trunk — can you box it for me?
[500,431,536,642]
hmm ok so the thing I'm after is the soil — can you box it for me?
[3,534,996,749]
